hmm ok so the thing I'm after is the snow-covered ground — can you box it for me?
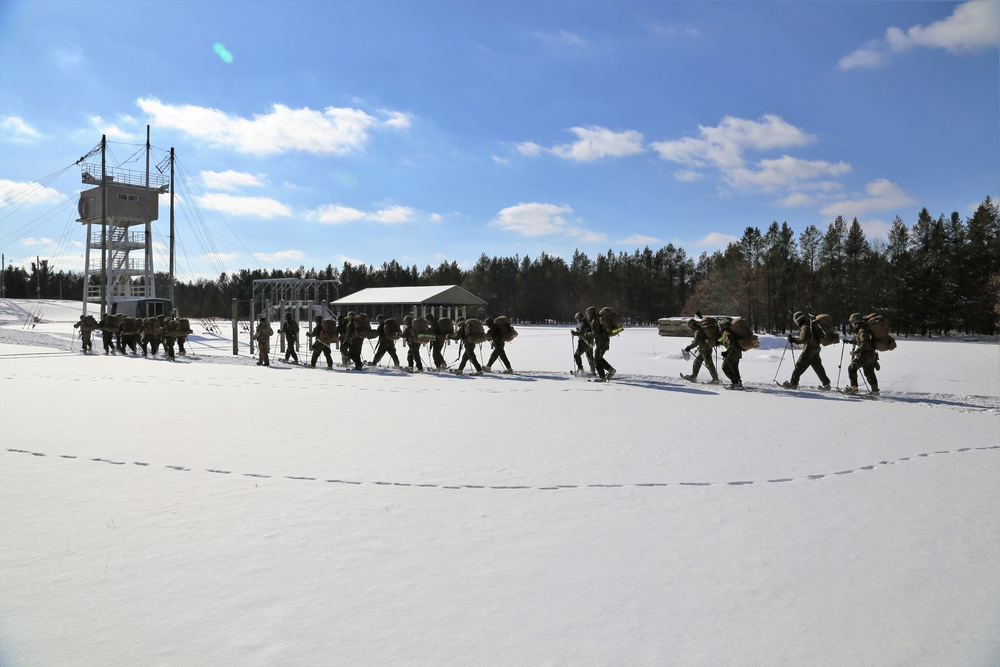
[1,299,998,666]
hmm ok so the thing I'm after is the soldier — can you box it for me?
[681,318,721,384]
[162,316,179,360]
[571,311,595,375]
[402,314,424,373]
[483,317,513,374]
[428,315,447,370]
[783,311,831,390]
[336,313,350,367]
[370,314,401,368]
[98,314,115,355]
[73,315,94,353]
[309,315,333,369]
[719,319,743,389]
[254,316,273,366]
[279,312,299,364]
[587,306,615,382]
[844,312,880,396]
[451,317,483,375]
[345,312,365,370]
[140,316,161,357]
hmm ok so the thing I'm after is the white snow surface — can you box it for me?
[1,299,998,666]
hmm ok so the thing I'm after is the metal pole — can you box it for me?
[168,147,175,306]
[100,135,107,318]
[232,298,238,355]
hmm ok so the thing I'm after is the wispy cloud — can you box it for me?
[1,116,43,143]
[201,170,266,191]
[88,114,138,141]
[819,179,916,218]
[530,29,592,49]
[517,126,645,162]
[620,234,663,246]
[646,21,700,39]
[694,232,740,249]
[0,178,64,206]
[306,203,426,225]
[839,0,1000,70]
[490,202,607,243]
[254,250,306,263]
[136,97,410,156]
[195,193,293,219]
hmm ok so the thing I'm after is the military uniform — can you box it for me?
[280,313,299,363]
[345,313,365,370]
[254,318,272,366]
[371,315,401,368]
[452,319,482,374]
[719,322,743,388]
[785,312,831,389]
[682,320,720,383]
[98,315,115,354]
[428,317,447,370]
[402,315,424,372]
[587,306,615,381]
[140,317,161,357]
[484,317,512,373]
[73,316,94,353]
[571,312,595,374]
[846,313,879,394]
[309,316,333,368]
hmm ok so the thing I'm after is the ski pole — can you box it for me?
[836,341,846,389]
[774,340,788,381]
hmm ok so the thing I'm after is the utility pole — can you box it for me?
[100,134,107,318]
[169,146,175,307]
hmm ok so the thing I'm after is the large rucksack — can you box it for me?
[144,316,162,336]
[811,313,840,346]
[700,317,721,347]
[81,314,99,332]
[354,313,376,339]
[319,318,339,345]
[411,317,435,343]
[464,318,489,344]
[437,318,455,335]
[599,307,624,336]
[382,317,401,340]
[864,313,897,351]
[493,315,518,342]
[728,317,760,351]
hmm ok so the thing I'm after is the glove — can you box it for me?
[571,330,578,336]
[787,334,795,343]
[681,348,691,361]
[721,350,728,358]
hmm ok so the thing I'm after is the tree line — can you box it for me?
[3,197,997,335]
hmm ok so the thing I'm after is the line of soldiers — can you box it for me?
[259,311,517,375]
[679,310,883,395]
[75,313,192,361]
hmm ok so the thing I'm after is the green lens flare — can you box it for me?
[213,43,233,64]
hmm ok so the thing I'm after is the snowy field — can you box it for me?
[1,299,998,667]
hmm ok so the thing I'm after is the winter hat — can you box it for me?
[849,313,863,324]
[793,311,806,324]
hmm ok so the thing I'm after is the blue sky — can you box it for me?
[1,0,997,282]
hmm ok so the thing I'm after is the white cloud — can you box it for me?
[195,193,293,219]
[727,155,850,193]
[652,115,814,171]
[204,252,240,264]
[695,232,740,248]
[0,179,64,206]
[620,234,663,246]
[517,126,645,162]
[88,115,137,141]
[1,116,43,142]
[840,0,1000,70]
[860,219,894,240]
[136,97,408,156]
[201,170,266,191]
[306,203,426,225]
[490,202,607,242]
[22,237,55,246]
[551,126,645,162]
[531,29,592,49]
[255,250,306,263]
[819,179,916,218]
[647,22,700,38]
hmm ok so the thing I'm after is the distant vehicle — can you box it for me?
[110,298,173,319]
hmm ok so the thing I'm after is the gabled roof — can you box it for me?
[332,285,486,306]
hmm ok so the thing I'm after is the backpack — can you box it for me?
[144,317,162,336]
[437,318,455,335]
[121,316,139,335]
[464,318,489,344]
[382,317,401,340]
[493,315,518,342]
[700,317,721,347]
[81,314,99,332]
[164,319,182,337]
[812,313,840,346]
[864,313,897,351]
[319,318,339,345]
[729,317,760,351]
[411,317,435,343]
[354,313,376,339]
[599,307,624,336]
